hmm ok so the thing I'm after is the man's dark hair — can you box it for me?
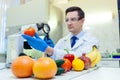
[65,6,85,20]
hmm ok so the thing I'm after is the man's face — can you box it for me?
[65,11,84,35]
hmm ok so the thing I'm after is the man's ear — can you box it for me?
[81,18,85,23]
[80,18,85,25]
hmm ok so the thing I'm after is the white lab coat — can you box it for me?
[52,32,99,60]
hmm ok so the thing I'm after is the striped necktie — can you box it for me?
[71,36,77,48]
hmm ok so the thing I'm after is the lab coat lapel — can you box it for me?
[71,33,88,49]
[72,38,84,49]
[63,35,71,49]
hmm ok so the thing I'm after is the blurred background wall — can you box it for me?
[0,0,119,56]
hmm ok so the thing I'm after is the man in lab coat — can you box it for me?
[22,6,99,59]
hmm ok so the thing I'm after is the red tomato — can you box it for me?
[61,58,72,72]
[24,27,35,36]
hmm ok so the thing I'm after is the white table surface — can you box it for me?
[0,63,120,80]
[73,67,120,80]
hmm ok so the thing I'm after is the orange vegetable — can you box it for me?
[61,58,72,72]
[24,27,35,36]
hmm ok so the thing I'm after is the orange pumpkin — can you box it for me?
[33,57,57,79]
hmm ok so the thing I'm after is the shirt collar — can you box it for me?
[71,31,85,39]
